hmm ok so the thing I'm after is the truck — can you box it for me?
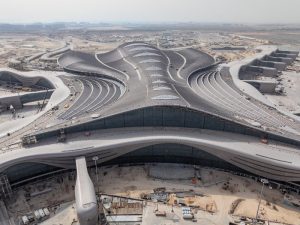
[21,216,29,225]
[34,210,40,220]
[43,208,50,216]
[38,209,45,218]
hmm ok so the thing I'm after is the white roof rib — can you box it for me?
[152,95,179,100]
[129,47,158,52]
[124,43,150,48]
[146,66,162,71]
[133,52,162,57]
[150,74,164,77]
[152,80,166,84]
[153,86,172,91]
[139,59,161,63]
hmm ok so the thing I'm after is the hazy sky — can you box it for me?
[1,0,300,24]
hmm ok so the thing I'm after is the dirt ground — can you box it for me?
[234,199,300,224]
[0,33,118,68]
[96,165,299,224]
[6,164,300,225]
[0,35,62,67]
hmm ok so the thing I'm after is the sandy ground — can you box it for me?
[6,164,300,225]
[0,30,263,69]
[0,35,62,67]
[96,165,299,225]
[0,33,118,68]
[234,199,300,224]
[71,37,120,53]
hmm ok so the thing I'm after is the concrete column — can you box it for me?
[75,156,98,225]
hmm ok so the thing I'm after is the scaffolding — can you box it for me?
[0,174,12,200]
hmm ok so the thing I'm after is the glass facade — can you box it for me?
[105,143,243,172]
[5,143,248,185]
[35,106,299,146]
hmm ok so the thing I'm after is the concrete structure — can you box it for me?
[0,90,54,110]
[242,65,277,77]
[0,70,55,109]
[272,51,298,60]
[237,48,299,95]
[254,59,287,71]
[2,127,300,183]
[0,68,70,139]
[40,43,71,63]
[243,80,277,94]
[264,55,293,65]
[0,71,54,89]
[0,95,22,110]
[75,157,98,225]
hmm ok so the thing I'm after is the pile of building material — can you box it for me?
[100,194,143,225]
[283,194,300,208]
[229,199,245,214]
[182,207,194,219]
[21,208,50,225]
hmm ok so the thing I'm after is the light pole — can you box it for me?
[92,156,99,193]
[254,178,268,224]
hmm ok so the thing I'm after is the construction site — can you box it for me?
[0,164,299,225]
[0,22,300,225]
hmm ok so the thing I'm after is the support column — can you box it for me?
[75,157,98,225]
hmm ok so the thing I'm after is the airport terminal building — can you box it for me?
[1,42,300,190]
